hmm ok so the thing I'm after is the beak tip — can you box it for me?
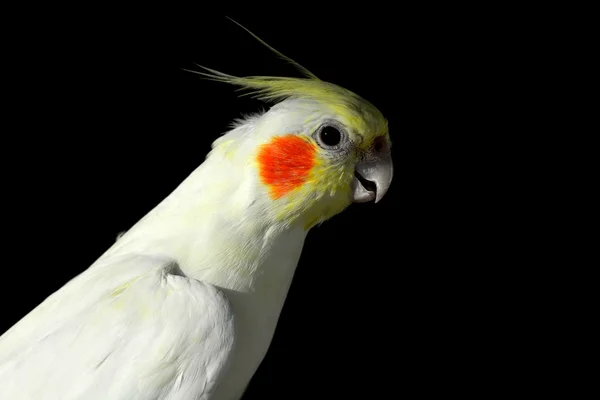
[374,185,388,204]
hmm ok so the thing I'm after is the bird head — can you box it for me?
[189,21,393,230]
[202,74,393,231]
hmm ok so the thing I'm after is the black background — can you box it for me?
[0,6,562,399]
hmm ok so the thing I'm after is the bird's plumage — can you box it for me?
[0,20,392,400]
[0,254,235,399]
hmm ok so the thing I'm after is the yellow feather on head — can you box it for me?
[183,18,388,141]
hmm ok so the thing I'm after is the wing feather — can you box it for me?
[0,254,235,400]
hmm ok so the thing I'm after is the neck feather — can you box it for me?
[104,144,308,294]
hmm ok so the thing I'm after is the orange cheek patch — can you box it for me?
[257,135,317,199]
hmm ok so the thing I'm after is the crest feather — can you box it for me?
[224,17,318,80]
[183,18,388,135]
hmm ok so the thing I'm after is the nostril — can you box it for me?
[373,136,387,153]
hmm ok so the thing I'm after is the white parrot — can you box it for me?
[0,22,393,400]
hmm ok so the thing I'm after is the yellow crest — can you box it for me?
[184,17,388,136]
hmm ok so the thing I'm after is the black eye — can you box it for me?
[319,126,342,147]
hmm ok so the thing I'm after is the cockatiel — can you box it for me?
[0,21,393,400]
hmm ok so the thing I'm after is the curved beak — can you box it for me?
[351,154,393,203]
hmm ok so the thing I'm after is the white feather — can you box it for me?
[0,254,234,400]
[0,99,335,399]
